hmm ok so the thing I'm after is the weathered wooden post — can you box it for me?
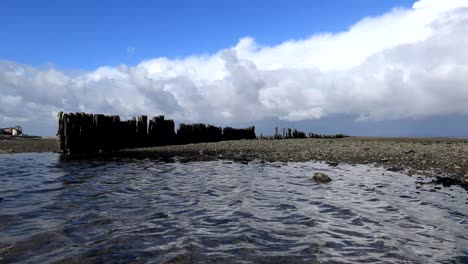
[111,115,120,150]
[249,126,256,139]
[93,114,102,151]
[165,119,176,145]
[153,115,164,146]
[148,117,155,146]
[76,112,84,152]
[69,113,80,153]
[57,111,65,152]
[137,115,148,147]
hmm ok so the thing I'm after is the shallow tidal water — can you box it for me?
[0,153,467,263]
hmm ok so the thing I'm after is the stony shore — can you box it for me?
[0,136,58,154]
[127,137,468,179]
[1,135,467,184]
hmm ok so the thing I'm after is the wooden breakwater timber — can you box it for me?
[57,112,256,154]
[270,126,348,140]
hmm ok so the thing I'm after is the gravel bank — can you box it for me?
[0,136,58,154]
[2,136,467,184]
[124,137,468,181]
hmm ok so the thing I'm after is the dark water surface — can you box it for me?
[0,153,467,263]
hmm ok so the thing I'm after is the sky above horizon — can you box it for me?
[1,0,468,136]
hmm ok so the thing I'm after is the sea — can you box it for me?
[0,153,467,263]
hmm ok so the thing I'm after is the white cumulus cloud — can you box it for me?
[1,0,468,135]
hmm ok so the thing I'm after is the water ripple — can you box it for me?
[0,153,467,263]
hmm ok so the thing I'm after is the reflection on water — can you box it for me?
[0,153,467,263]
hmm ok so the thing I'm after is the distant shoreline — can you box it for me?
[1,136,467,183]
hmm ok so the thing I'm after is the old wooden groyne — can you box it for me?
[57,112,256,154]
[262,127,348,140]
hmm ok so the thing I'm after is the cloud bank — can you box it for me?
[1,0,468,135]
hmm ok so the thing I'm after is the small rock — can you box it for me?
[404,150,415,154]
[327,162,339,167]
[313,172,332,183]
[380,158,389,162]
[462,174,468,185]
[432,176,460,187]
[387,167,404,172]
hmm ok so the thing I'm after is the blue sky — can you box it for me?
[1,0,468,136]
[1,0,413,69]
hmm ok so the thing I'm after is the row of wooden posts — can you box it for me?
[273,128,307,139]
[265,127,348,140]
[57,112,256,154]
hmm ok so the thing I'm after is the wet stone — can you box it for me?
[462,173,468,185]
[431,176,463,188]
[387,167,404,172]
[313,172,332,183]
